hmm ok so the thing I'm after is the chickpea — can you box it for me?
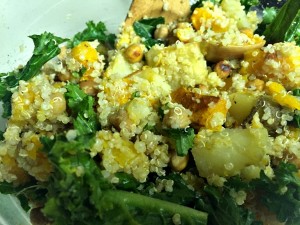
[80,80,97,96]
[214,61,231,79]
[154,24,169,40]
[124,44,144,63]
[170,151,189,172]
[51,92,66,115]
[57,71,71,82]
[246,78,265,91]
[109,108,133,131]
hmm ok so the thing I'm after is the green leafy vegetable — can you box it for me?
[285,12,300,45]
[131,90,141,98]
[0,32,67,118]
[196,185,261,225]
[0,130,4,141]
[41,135,208,225]
[251,162,300,225]
[133,17,165,48]
[293,114,300,128]
[292,89,300,96]
[165,127,195,156]
[143,173,200,207]
[262,7,278,24]
[69,21,116,48]
[292,88,300,128]
[41,135,106,224]
[22,33,67,82]
[64,83,100,135]
[71,66,87,78]
[263,0,300,44]
[99,190,207,225]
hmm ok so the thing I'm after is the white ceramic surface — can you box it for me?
[0,0,132,131]
[0,0,131,72]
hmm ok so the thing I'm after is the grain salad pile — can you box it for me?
[0,0,300,225]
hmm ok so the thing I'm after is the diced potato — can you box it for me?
[105,51,138,79]
[192,128,270,181]
[126,98,151,124]
[229,92,259,124]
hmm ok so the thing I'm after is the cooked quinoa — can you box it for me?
[0,0,300,224]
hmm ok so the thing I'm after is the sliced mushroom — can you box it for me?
[124,0,190,27]
[242,96,286,136]
[204,40,266,62]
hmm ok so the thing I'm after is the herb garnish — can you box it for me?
[133,17,165,48]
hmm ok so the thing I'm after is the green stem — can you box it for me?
[100,190,208,225]
[264,0,300,43]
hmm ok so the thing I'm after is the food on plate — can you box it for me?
[0,0,300,224]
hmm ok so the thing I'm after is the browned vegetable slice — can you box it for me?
[125,0,190,26]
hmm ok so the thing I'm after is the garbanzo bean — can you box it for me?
[57,71,71,82]
[214,61,231,79]
[154,24,169,40]
[50,92,66,115]
[79,80,97,96]
[170,151,189,172]
[124,44,143,63]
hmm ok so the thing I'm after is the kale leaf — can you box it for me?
[263,0,300,44]
[196,185,261,225]
[133,17,165,48]
[22,33,67,82]
[99,190,207,225]
[0,130,3,141]
[0,32,67,118]
[251,162,300,225]
[292,88,300,128]
[41,135,208,225]
[41,134,107,225]
[144,173,200,207]
[165,127,195,156]
[285,11,300,45]
[64,83,100,135]
[69,21,116,48]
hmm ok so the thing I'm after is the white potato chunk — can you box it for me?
[229,92,258,124]
[192,128,270,181]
